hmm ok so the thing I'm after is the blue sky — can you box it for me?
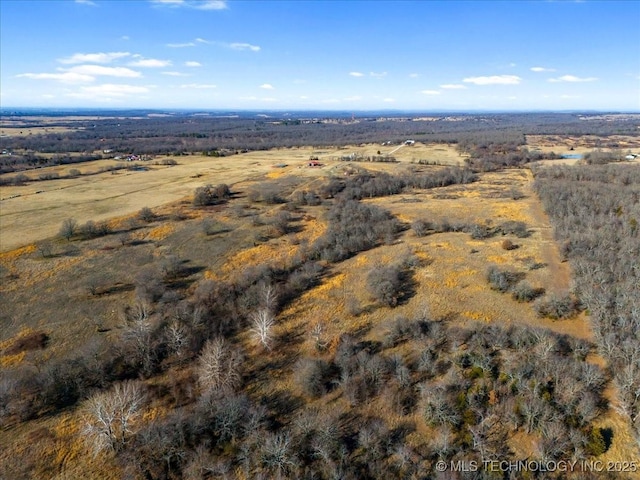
[1,0,639,111]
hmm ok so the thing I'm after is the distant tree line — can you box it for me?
[1,113,636,171]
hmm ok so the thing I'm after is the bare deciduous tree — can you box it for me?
[59,218,77,241]
[260,432,297,479]
[250,308,275,350]
[165,320,190,358]
[258,281,278,312]
[81,380,145,454]
[197,338,242,393]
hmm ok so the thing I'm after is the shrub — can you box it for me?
[36,240,54,258]
[511,281,545,302]
[486,266,522,293]
[269,210,291,236]
[499,221,530,238]
[501,239,518,251]
[534,294,581,320]
[13,173,30,185]
[138,207,156,223]
[294,358,334,398]
[160,254,184,280]
[38,172,60,181]
[4,331,49,355]
[78,220,110,239]
[411,220,429,237]
[134,265,165,303]
[193,183,231,206]
[367,264,404,307]
[469,224,494,239]
[247,183,284,204]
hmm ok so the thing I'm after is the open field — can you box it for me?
[0,126,79,138]
[0,143,463,251]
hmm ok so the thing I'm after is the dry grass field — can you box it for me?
[1,141,639,478]
[0,143,464,251]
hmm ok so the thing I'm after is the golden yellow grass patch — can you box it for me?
[492,201,529,222]
[222,242,296,277]
[146,223,175,241]
[0,244,36,262]
[461,310,492,322]
[0,351,25,367]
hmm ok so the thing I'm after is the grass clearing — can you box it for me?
[0,143,462,251]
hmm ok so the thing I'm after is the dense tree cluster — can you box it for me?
[534,164,640,445]
[86,321,607,479]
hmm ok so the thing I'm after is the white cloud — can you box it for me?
[421,90,441,95]
[151,0,227,9]
[409,73,420,78]
[229,42,260,52]
[344,96,363,101]
[260,84,274,90]
[440,84,467,90]
[65,65,142,78]
[349,72,364,77]
[162,71,190,76]
[58,52,131,64]
[17,72,94,84]
[195,1,227,10]
[75,0,97,5]
[530,66,555,72]
[383,98,395,103]
[463,75,522,85]
[180,83,217,88]
[128,58,171,67]
[549,75,598,83]
[185,61,202,67]
[121,36,130,41]
[196,38,211,44]
[167,42,196,48]
[370,71,387,78]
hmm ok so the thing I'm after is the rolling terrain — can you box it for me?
[1,114,639,479]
